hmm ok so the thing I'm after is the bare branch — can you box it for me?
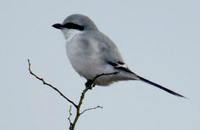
[69,72,118,130]
[28,59,78,108]
[28,59,118,130]
[70,86,89,130]
[80,106,103,115]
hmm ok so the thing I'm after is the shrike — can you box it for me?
[53,14,184,98]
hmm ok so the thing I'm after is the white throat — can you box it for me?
[62,29,82,41]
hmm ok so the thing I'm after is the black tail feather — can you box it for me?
[137,76,185,98]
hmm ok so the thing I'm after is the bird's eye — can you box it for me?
[63,22,84,31]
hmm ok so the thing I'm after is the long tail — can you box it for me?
[137,75,185,98]
[107,61,185,98]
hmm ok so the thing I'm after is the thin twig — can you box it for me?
[91,72,119,84]
[67,105,73,127]
[80,106,103,115]
[28,59,77,108]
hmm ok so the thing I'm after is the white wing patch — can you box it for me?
[115,62,128,68]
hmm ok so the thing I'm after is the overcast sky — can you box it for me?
[1,0,200,130]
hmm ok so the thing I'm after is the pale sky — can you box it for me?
[1,0,200,130]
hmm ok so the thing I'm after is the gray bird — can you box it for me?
[53,14,184,98]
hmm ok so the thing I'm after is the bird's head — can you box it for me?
[52,14,98,40]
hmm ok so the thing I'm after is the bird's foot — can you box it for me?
[85,80,95,89]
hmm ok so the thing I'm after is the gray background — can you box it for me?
[1,0,200,130]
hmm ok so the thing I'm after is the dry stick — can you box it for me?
[28,59,77,108]
[27,59,118,130]
[80,106,103,115]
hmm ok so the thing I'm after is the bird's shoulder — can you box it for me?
[79,31,124,64]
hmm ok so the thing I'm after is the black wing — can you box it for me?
[107,61,135,74]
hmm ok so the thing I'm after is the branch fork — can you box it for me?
[28,59,117,130]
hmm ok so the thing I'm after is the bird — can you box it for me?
[52,14,185,98]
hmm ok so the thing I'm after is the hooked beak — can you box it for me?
[52,23,64,29]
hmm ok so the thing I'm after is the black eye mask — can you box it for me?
[63,22,84,31]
